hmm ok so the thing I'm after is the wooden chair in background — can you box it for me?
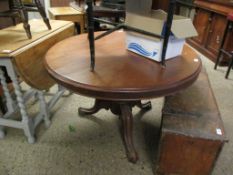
[0,0,51,39]
[23,0,51,30]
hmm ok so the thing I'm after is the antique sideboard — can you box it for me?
[187,0,233,65]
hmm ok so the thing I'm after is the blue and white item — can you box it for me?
[125,10,197,62]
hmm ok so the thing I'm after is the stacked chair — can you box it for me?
[0,0,51,39]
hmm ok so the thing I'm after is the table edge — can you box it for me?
[44,56,202,101]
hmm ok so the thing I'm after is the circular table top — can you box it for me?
[45,31,202,101]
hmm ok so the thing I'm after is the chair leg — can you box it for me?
[215,50,223,70]
[16,0,32,39]
[34,0,51,30]
[11,17,17,26]
[225,56,233,79]
[214,21,230,70]
[19,8,31,39]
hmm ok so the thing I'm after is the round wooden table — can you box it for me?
[44,31,202,163]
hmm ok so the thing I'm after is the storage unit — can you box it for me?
[157,69,227,175]
[187,0,233,65]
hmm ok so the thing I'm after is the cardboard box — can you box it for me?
[125,10,197,62]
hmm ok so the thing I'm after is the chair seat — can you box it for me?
[227,13,233,21]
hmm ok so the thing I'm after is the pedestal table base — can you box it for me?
[78,99,152,163]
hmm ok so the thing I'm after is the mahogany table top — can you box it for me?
[44,31,202,101]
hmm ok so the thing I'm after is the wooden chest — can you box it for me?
[157,69,227,175]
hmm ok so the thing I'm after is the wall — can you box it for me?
[50,0,70,7]
[0,0,13,29]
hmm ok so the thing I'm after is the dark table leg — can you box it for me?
[78,99,110,116]
[119,103,138,163]
[78,99,152,163]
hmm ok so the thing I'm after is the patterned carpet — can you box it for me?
[0,47,232,175]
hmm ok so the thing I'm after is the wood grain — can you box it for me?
[0,19,75,90]
[158,134,223,175]
[188,0,233,64]
[192,8,210,46]
[195,1,233,16]
[45,31,202,101]
[0,20,74,57]
[158,69,227,175]
[49,7,85,33]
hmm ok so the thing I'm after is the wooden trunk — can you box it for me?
[187,0,233,65]
[157,69,227,175]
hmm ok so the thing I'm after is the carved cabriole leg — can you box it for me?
[6,62,35,144]
[37,91,51,128]
[78,99,108,116]
[119,104,138,163]
[78,99,152,163]
[136,101,152,111]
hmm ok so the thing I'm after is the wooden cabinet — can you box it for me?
[206,14,227,55]
[188,0,233,64]
[192,8,210,45]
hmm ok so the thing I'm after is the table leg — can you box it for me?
[37,91,51,128]
[6,61,35,143]
[136,101,152,111]
[0,67,15,139]
[0,68,15,114]
[78,99,109,116]
[119,103,138,163]
[78,99,152,163]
